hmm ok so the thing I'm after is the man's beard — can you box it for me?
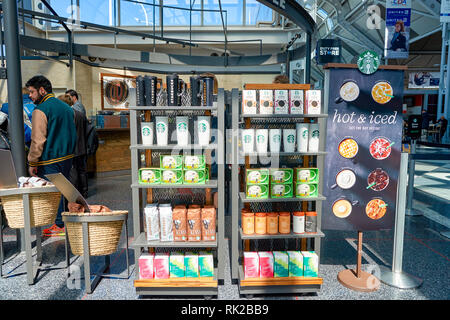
[33,93,45,104]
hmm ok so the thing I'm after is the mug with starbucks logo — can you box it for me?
[296,123,309,153]
[255,129,269,154]
[269,129,281,153]
[141,122,154,145]
[197,116,211,146]
[283,129,296,153]
[155,116,169,146]
[295,183,318,198]
[242,129,255,153]
[176,116,189,146]
[296,168,318,183]
[270,183,293,198]
[308,123,320,152]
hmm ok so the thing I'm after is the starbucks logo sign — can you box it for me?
[357,50,380,75]
[257,135,265,143]
[199,122,207,133]
[142,127,151,136]
[287,135,295,143]
[312,130,319,138]
[244,135,252,143]
[177,122,187,132]
[272,134,281,143]
[156,123,166,133]
[302,130,309,139]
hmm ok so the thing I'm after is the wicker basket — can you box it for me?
[63,210,128,256]
[0,189,61,229]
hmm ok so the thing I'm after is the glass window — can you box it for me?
[203,0,243,26]
[120,0,160,26]
[245,0,273,25]
[79,0,112,26]
[49,0,77,28]
[162,0,201,26]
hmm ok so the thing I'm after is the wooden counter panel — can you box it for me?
[96,130,131,172]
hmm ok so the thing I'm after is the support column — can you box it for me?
[305,32,312,84]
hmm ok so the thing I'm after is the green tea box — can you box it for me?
[269,168,293,184]
[183,169,207,184]
[161,169,183,184]
[246,184,269,199]
[287,251,303,277]
[169,251,185,278]
[198,251,214,277]
[184,251,199,278]
[301,251,318,277]
[273,251,289,278]
[139,168,161,184]
[184,155,206,170]
[270,183,293,198]
[160,155,183,170]
[246,168,269,185]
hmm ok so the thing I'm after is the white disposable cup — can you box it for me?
[283,129,296,153]
[296,123,309,153]
[269,129,281,153]
[308,123,320,152]
[255,129,269,154]
[176,116,189,146]
[197,116,211,146]
[242,129,255,153]
[155,116,169,146]
[141,122,154,145]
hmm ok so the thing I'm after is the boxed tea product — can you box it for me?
[138,253,155,279]
[295,168,319,183]
[242,90,257,114]
[144,204,160,241]
[287,251,303,277]
[185,251,199,278]
[187,206,202,241]
[199,251,214,277]
[289,90,304,114]
[302,251,318,277]
[259,90,274,114]
[258,251,274,278]
[139,168,161,184]
[160,155,183,170]
[243,251,259,279]
[183,169,207,184]
[183,155,206,170]
[305,90,321,115]
[270,183,293,198]
[172,205,187,241]
[201,205,216,241]
[161,169,183,184]
[159,204,173,242]
[274,90,289,114]
[154,252,170,279]
[295,182,319,198]
[169,251,185,278]
[246,184,269,199]
[273,251,289,278]
[269,168,294,184]
[246,168,269,185]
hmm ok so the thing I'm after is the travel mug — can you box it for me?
[141,122,154,145]
[166,73,179,106]
[269,129,281,153]
[242,129,255,153]
[283,129,296,152]
[136,75,145,106]
[197,116,211,146]
[296,123,309,153]
[255,129,269,154]
[308,123,320,152]
[176,116,189,146]
[155,116,169,146]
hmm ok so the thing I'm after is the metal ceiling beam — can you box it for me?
[416,0,441,18]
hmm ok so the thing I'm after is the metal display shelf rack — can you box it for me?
[129,90,225,297]
[230,85,328,296]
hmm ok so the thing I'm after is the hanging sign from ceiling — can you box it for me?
[384,0,411,59]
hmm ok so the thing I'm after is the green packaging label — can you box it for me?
[183,155,206,170]
[273,251,289,278]
[160,155,183,170]
[199,251,214,277]
[302,251,318,277]
[295,168,319,183]
[246,184,269,199]
[139,168,161,184]
[295,183,318,198]
[183,169,206,184]
[185,252,199,278]
[169,252,185,278]
[246,169,269,185]
[270,168,293,184]
[161,169,183,184]
[270,183,293,198]
[287,251,303,277]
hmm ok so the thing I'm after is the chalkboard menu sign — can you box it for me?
[322,66,404,231]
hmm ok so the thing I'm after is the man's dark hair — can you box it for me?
[65,89,79,100]
[25,75,52,93]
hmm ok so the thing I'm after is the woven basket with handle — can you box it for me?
[0,190,61,229]
[63,210,128,256]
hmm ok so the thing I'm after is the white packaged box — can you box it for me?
[138,253,155,279]
[144,204,159,241]
[305,90,321,114]
[159,204,173,242]
[289,90,304,114]
[259,90,274,114]
[242,90,257,114]
[274,90,289,114]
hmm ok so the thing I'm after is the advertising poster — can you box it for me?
[101,74,137,110]
[441,0,450,22]
[408,72,441,89]
[384,0,411,59]
[322,66,404,231]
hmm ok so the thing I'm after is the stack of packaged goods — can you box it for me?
[245,168,269,199]
[295,167,319,198]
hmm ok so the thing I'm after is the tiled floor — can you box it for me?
[0,149,449,300]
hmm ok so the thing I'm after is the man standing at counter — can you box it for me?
[26,75,77,237]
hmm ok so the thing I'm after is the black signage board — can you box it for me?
[407,115,422,139]
[316,39,341,65]
[322,66,404,231]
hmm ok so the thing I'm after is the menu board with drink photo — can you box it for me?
[322,65,405,231]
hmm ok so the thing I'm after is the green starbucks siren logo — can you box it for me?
[287,135,295,143]
[302,130,309,139]
[142,127,151,136]
[272,134,281,143]
[156,123,166,133]
[177,122,187,132]
[357,50,380,75]
[199,122,207,133]
[257,135,265,143]
[244,135,252,143]
[312,130,319,138]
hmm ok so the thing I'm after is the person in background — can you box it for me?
[273,75,289,84]
[65,89,86,117]
[421,109,430,141]
[26,76,77,237]
[438,116,448,143]
[57,94,89,198]
[1,87,35,149]
[389,20,407,52]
